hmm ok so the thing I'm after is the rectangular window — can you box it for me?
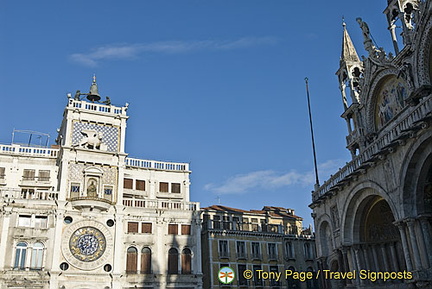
[70,183,80,198]
[222,216,230,230]
[38,170,50,181]
[18,215,31,227]
[171,183,181,193]
[34,216,48,229]
[251,218,259,231]
[0,167,5,179]
[219,240,229,258]
[270,266,280,286]
[253,265,263,286]
[104,186,113,196]
[236,241,246,259]
[23,169,35,181]
[159,182,169,193]
[268,243,277,260]
[213,215,221,229]
[286,241,295,259]
[242,218,249,231]
[168,224,178,235]
[251,242,261,259]
[127,222,139,233]
[136,180,145,191]
[181,224,191,235]
[142,222,152,233]
[238,264,248,286]
[123,178,133,189]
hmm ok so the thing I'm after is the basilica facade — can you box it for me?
[311,0,432,288]
[0,78,202,289]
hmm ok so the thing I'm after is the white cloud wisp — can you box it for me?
[204,159,345,195]
[70,37,278,67]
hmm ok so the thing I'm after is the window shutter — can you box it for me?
[141,248,151,274]
[142,223,152,233]
[159,182,169,192]
[136,180,145,191]
[181,224,191,235]
[123,178,133,189]
[171,183,181,193]
[126,247,137,273]
[168,224,178,235]
[128,222,139,233]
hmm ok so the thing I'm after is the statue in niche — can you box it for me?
[87,179,98,197]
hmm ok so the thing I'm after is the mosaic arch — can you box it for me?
[374,75,410,130]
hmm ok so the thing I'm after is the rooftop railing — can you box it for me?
[0,145,188,172]
[68,99,126,115]
[313,95,432,201]
[0,144,59,158]
[125,157,189,171]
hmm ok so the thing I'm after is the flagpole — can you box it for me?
[305,77,320,190]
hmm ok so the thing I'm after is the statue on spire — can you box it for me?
[356,17,379,56]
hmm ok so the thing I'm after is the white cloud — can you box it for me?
[204,159,345,195]
[69,37,278,67]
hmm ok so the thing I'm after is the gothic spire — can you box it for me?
[341,21,360,64]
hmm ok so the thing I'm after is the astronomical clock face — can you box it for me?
[69,227,106,262]
[62,220,113,270]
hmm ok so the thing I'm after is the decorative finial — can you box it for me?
[93,74,97,84]
[342,16,346,27]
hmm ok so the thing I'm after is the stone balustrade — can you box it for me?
[313,96,432,201]
[122,198,199,211]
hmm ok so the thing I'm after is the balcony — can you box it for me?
[69,196,113,212]
[0,188,58,201]
[122,198,199,211]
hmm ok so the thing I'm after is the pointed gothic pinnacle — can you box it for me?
[341,21,361,63]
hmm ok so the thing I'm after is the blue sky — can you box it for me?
[0,1,397,226]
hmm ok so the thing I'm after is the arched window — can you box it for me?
[126,247,138,273]
[14,242,27,269]
[181,248,192,274]
[141,247,151,274]
[30,242,44,269]
[168,248,178,274]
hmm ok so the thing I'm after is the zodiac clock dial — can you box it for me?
[69,226,106,262]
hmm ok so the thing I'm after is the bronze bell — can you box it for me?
[86,75,101,102]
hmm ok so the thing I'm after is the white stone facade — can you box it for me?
[312,1,432,288]
[0,80,202,289]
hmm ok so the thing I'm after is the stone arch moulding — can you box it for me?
[340,180,400,244]
[315,215,334,257]
[414,7,432,87]
[400,130,432,218]
[365,69,411,133]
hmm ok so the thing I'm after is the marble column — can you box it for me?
[389,242,400,271]
[418,216,432,268]
[396,222,413,271]
[380,244,390,272]
[372,245,380,271]
[406,219,422,270]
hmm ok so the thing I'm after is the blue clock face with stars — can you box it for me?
[69,227,106,262]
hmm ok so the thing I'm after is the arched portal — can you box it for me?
[351,195,405,284]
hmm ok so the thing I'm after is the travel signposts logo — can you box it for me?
[218,267,235,284]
